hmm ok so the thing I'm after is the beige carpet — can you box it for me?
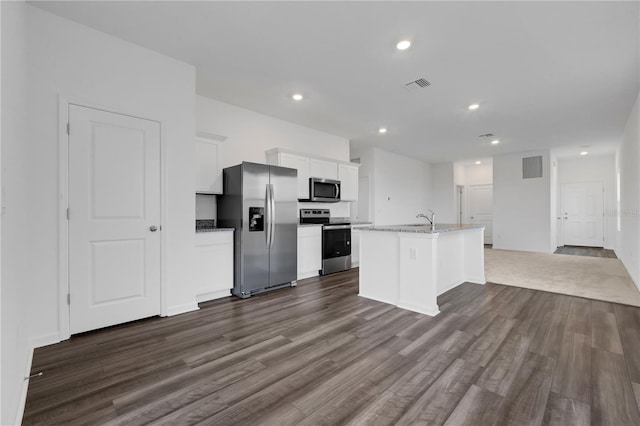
[484,248,640,307]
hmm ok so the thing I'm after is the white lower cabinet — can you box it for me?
[194,231,234,302]
[298,225,322,279]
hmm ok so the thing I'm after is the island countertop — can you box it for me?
[359,223,484,234]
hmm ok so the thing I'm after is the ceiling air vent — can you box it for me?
[404,78,432,92]
[478,133,494,138]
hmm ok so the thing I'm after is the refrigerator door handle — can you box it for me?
[265,184,271,247]
[269,184,276,248]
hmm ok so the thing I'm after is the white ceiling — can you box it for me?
[31,1,639,163]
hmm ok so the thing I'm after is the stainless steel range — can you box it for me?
[300,209,351,275]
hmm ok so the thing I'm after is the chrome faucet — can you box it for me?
[416,210,436,230]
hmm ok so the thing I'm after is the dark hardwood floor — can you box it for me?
[23,269,640,425]
[554,245,618,259]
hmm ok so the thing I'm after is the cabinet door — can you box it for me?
[338,163,359,201]
[309,158,338,180]
[195,138,222,194]
[297,226,322,279]
[195,232,234,301]
[280,153,310,199]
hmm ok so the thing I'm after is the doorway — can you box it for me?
[67,104,162,334]
[468,184,493,244]
[561,182,604,247]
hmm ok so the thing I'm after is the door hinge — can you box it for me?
[67,293,70,305]
[66,123,70,135]
[66,208,70,220]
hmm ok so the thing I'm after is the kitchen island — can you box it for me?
[358,224,485,316]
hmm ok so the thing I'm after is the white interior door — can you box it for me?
[469,184,493,244]
[561,182,604,247]
[69,105,161,334]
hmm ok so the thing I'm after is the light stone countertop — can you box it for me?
[195,228,235,233]
[359,223,484,234]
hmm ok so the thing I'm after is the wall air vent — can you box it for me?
[403,78,432,92]
[522,156,543,179]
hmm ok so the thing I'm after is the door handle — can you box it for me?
[269,184,276,248]
[265,185,271,247]
[149,225,158,232]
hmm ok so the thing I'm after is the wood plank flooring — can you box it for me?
[23,269,640,425]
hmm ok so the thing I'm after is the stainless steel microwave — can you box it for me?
[306,177,341,202]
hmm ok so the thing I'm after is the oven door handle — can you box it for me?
[323,224,352,230]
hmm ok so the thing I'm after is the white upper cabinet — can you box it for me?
[266,148,359,202]
[195,137,222,194]
[309,158,338,180]
[280,153,310,199]
[267,151,310,199]
[338,163,358,201]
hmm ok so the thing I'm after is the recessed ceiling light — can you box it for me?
[491,139,500,145]
[468,103,480,110]
[475,161,481,165]
[378,127,387,134]
[580,151,588,156]
[396,40,411,50]
[292,93,303,101]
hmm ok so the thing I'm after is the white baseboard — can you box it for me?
[195,289,231,303]
[15,346,35,426]
[615,249,640,291]
[465,275,487,285]
[297,271,319,280]
[358,292,397,307]
[166,302,199,316]
[29,331,62,349]
[397,300,440,317]
[437,280,463,296]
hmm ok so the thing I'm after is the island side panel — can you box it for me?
[463,227,486,284]
[397,233,440,316]
[435,230,466,295]
[359,231,400,306]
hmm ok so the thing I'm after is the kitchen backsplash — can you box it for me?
[196,194,216,219]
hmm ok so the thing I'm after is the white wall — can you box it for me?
[557,154,616,249]
[197,95,352,218]
[493,150,553,253]
[27,5,197,332]
[352,147,431,226]
[616,92,640,288]
[464,163,493,185]
[550,154,558,252]
[1,2,31,424]
[197,96,350,164]
[430,163,456,223]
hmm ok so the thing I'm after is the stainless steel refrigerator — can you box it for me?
[217,162,297,298]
